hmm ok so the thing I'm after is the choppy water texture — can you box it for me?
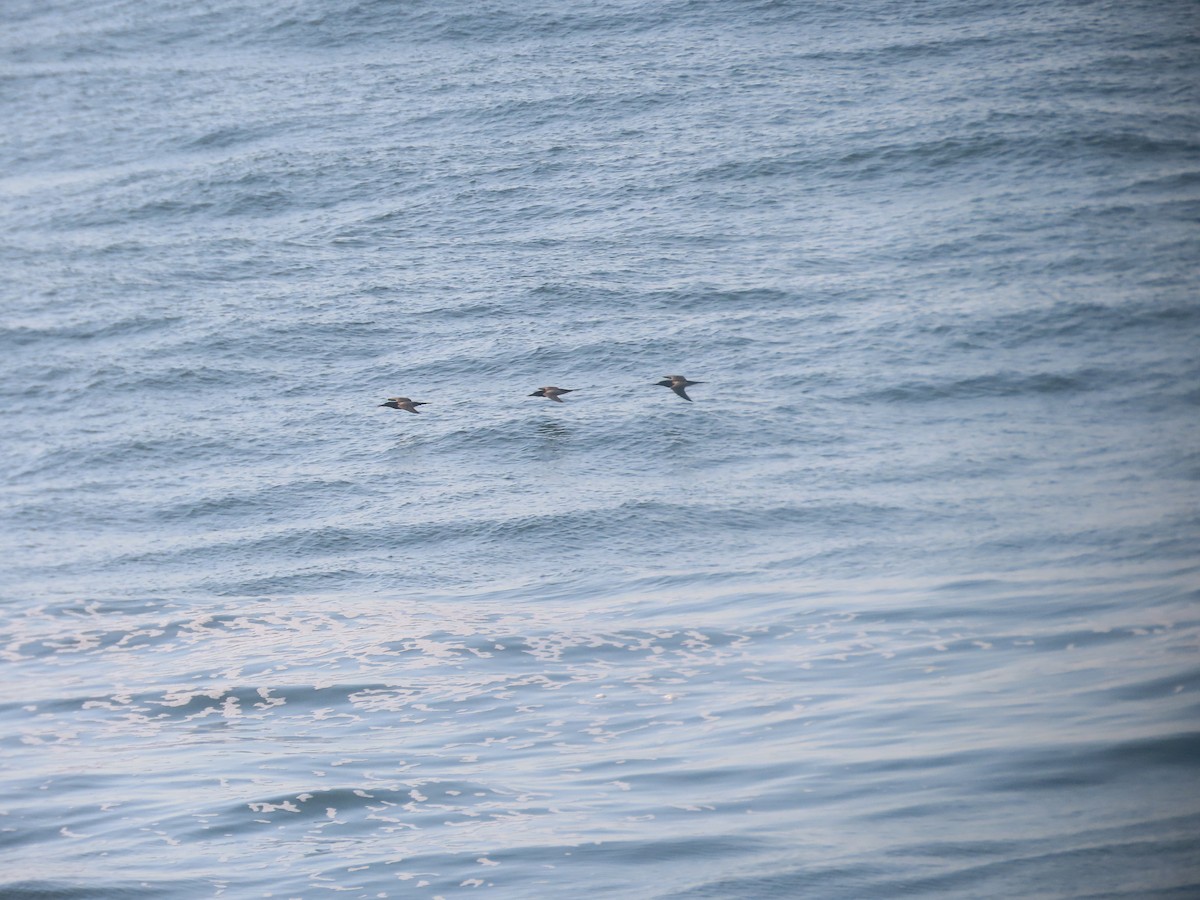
[2,0,1199,896]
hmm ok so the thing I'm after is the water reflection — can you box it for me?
[535,420,571,443]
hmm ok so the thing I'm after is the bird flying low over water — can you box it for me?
[656,375,704,401]
[379,397,428,413]
[529,386,574,402]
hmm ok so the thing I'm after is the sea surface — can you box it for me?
[2,0,1199,896]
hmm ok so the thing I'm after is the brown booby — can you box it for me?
[379,397,428,413]
[656,375,703,401]
[529,387,574,402]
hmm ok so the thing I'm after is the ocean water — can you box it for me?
[2,0,1199,896]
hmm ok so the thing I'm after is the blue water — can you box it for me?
[2,0,1199,896]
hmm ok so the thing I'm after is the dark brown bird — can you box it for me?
[379,397,428,413]
[529,386,574,403]
[656,375,704,401]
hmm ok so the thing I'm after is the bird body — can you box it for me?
[529,386,574,402]
[656,375,704,401]
[379,397,428,413]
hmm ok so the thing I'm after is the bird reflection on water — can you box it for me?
[536,420,571,443]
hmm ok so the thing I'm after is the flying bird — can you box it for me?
[379,397,428,413]
[529,386,574,402]
[656,375,704,401]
